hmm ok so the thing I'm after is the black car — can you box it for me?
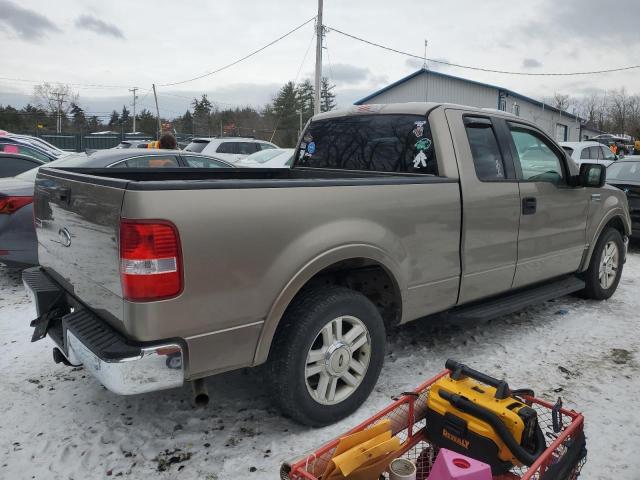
[0,152,45,177]
[607,159,640,237]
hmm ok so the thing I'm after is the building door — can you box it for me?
[555,123,568,142]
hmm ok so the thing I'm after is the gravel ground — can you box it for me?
[1,250,639,479]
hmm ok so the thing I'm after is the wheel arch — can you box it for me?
[580,210,630,272]
[253,245,404,365]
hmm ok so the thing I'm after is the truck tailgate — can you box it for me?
[34,169,126,330]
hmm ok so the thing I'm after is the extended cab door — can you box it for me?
[446,109,521,303]
[502,121,589,287]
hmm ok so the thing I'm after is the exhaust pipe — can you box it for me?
[191,378,209,408]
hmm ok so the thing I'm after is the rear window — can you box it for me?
[184,140,209,153]
[562,146,574,156]
[296,114,437,174]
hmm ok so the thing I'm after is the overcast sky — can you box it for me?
[0,0,638,120]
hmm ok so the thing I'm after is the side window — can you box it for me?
[184,156,228,168]
[508,125,564,183]
[215,142,236,154]
[259,143,276,150]
[601,146,616,161]
[0,157,40,176]
[464,118,506,181]
[113,155,179,168]
[580,148,591,160]
[237,142,257,155]
[296,114,438,174]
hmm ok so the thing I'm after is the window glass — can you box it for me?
[215,142,236,154]
[246,149,283,163]
[296,114,437,174]
[1,143,49,162]
[561,146,574,156]
[607,162,640,182]
[465,122,506,181]
[601,146,616,161]
[580,147,591,160]
[258,143,276,150]
[509,126,564,183]
[237,142,257,155]
[183,156,228,168]
[0,156,40,177]
[113,155,179,168]
[184,140,209,153]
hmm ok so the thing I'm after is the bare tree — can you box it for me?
[552,92,572,111]
[33,82,79,133]
[609,88,630,134]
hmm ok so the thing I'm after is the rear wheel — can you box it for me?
[579,227,624,300]
[268,286,386,426]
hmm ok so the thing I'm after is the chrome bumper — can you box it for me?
[65,331,184,395]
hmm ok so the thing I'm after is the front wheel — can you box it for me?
[268,286,386,426]
[579,227,625,300]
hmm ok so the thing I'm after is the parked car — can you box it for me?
[607,159,640,238]
[592,134,632,155]
[0,137,60,162]
[0,153,45,177]
[0,149,233,268]
[24,103,630,427]
[560,141,618,167]
[5,134,68,156]
[236,148,295,168]
[113,140,153,149]
[184,137,278,163]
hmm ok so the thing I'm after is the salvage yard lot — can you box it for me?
[1,252,640,479]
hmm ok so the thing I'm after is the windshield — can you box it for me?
[15,153,90,182]
[245,149,283,163]
[607,162,640,182]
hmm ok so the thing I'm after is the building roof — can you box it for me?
[354,68,584,122]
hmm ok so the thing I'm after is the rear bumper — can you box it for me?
[22,267,185,395]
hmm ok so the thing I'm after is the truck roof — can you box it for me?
[313,102,524,121]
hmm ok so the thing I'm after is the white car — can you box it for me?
[235,148,295,168]
[560,141,618,167]
[184,137,278,164]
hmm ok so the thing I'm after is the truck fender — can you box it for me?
[252,244,404,365]
[579,207,630,272]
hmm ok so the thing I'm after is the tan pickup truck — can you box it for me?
[24,103,631,426]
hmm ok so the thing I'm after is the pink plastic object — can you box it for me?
[3,144,19,153]
[427,448,492,480]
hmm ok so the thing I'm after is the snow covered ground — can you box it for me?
[1,251,639,480]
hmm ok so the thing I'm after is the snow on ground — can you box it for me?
[1,250,640,480]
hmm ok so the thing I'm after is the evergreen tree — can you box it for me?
[272,81,300,146]
[192,95,212,135]
[297,79,315,123]
[70,103,86,131]
[320,77,337,112]
[121,105,132,132]
[108,110,120,128]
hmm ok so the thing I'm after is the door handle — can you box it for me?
[522,197,537,215]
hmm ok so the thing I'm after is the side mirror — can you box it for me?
[579,163,606,188]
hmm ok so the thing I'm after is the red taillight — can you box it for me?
[119,219,183,301]
[0,196,33,214]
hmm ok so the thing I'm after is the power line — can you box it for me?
[326,26,640,77]
[158,16,316,87]
[0,76,132,89]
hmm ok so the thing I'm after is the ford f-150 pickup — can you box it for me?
[24,103,631,426]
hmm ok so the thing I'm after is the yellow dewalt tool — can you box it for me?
[425,360,546,474]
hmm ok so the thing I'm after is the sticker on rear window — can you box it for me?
[306,142,316,154]
[413,121,426,138]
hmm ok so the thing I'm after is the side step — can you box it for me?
[448,276,585,323]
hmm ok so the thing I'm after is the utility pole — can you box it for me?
[313,0,323,115]
[152,84,162,139]
[53,91,66,134]
[129,87,138,133]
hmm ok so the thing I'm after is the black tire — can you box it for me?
[579,227,624,300]
[267,286,386,427]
